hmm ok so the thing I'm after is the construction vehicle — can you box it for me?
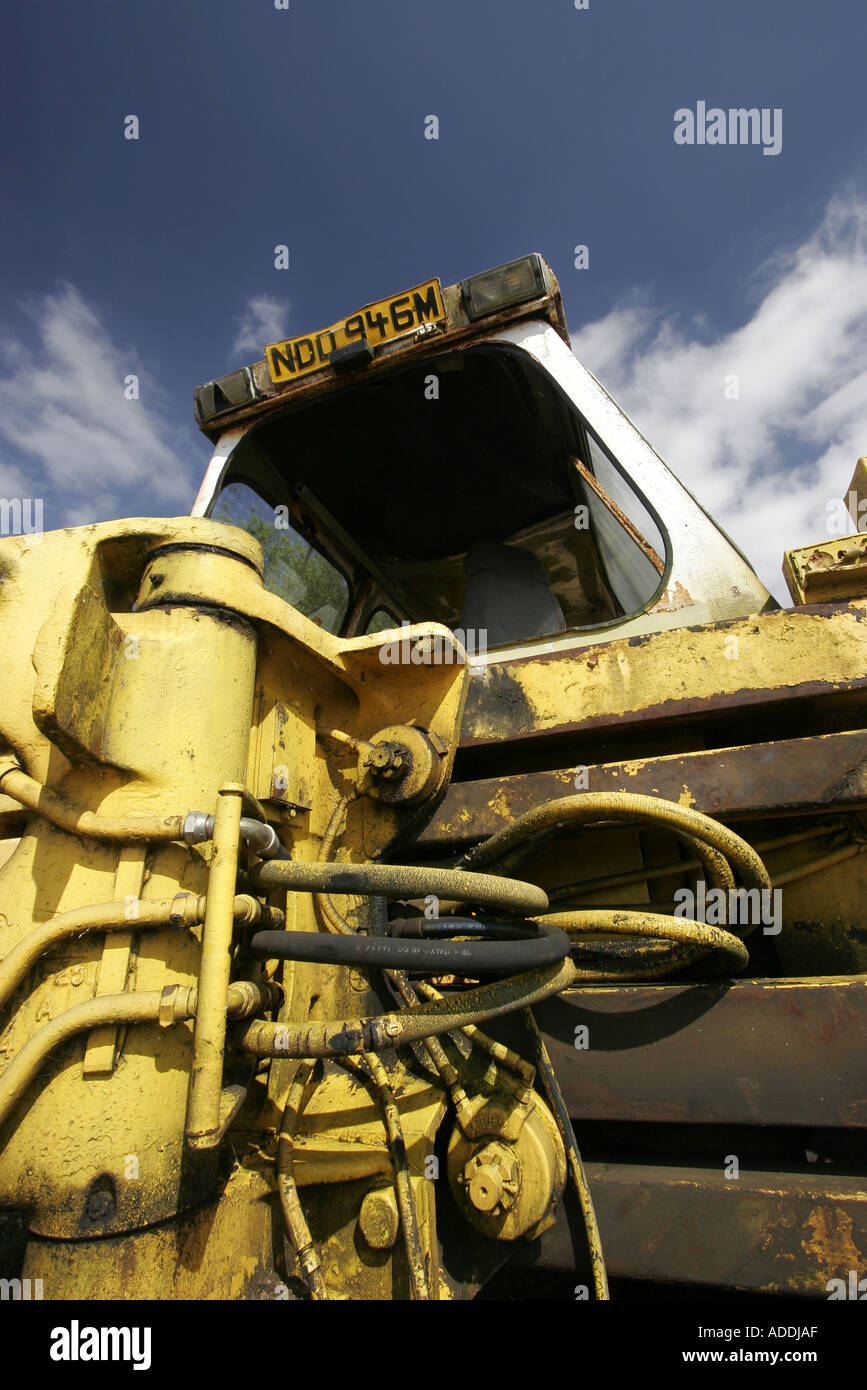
[1,253,865,1301]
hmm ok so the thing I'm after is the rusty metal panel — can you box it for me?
[784,534,867,606]
[460,600,867,750]
[530,1164,867,1295]
[534,978,867,1128]
[418,730,867,849]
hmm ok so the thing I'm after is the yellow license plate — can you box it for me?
[265,278,446,384]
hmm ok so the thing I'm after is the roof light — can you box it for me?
[194,368,257,425]
[461,254,547,321]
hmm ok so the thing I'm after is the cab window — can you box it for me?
[211,343,668,649]
[211,481,350,633]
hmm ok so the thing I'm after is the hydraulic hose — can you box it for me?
[523,1008,609,1301]
[458,792,770,981]
[277,1063,328,1300]
[413,980,536,1087]
[240,957,577,1059]
[541,908,748,977]
[461,792,770,896]
[249,858,549,919]
[359,1051,431,1300]
[248,919,570,976]
[391,918,538,940]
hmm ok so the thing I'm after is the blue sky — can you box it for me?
[2,0,866,598]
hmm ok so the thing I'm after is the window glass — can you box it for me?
[365,607,399,634]
[216,343,670,646]
[579,432,665,615]
[211,481,349,633]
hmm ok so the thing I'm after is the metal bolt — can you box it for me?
[468,1164,504,1213]
[460,1142,520,1217]
[359,1186,400,1249]
[368,742,410,783]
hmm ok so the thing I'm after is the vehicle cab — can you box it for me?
[192,254,773,663]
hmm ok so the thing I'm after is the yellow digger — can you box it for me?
[1,254,865,1299]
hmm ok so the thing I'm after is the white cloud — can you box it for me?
[572,195,867,601]
[0,284,193,524]
[231,294,290,359]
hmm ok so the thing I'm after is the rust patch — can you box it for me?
[420,730,867,849]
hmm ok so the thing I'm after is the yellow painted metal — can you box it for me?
[0,758,186,843]
[447,1094,565,1241]
[846,456,867,520]
[264,277,446,385]
[2,481,862,1300]
[22,1163,285,1301]
[83,846,146,1074]
[0,894,272,1015]
[462,600,867,747]
[185,784,245,1149]
[0,991,169,1129]
[0,522,260,1239]
[358,1185,401,1248]
[783,533,867,604]
[0,980,278,1144]
[0,512,472,1294]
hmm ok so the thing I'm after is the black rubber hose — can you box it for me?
[389,917,540,941]
[248,920,570,976]
[522,1008,609,1300]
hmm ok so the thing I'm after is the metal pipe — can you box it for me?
[0,903,179,1014]
[555,844,866,923]
[0,991,168,1134]
[0,981,278,1137]
[0,760,288,859]
[0,759,186,843]
[549,820,849,902]
[185,784,245,1149]
[250,858,550,919]
[240,957,578,1058]
[316,728,377,756]
[772,842,864,886]
[183,812,290,860]
[0,895,282,1014]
